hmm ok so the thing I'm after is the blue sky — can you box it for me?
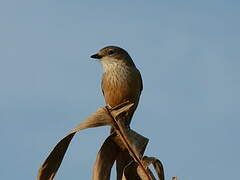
[0,0,240,179]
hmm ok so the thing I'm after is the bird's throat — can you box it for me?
[102,63,131,87]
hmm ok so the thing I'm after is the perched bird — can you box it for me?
[91,46,143,127]
[91,46,143,180]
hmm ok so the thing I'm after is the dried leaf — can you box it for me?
[92,134,119,180]
[116,150,134,180]
[117,122,148,158]
[37,133,75,180]
[142,156,165,180]
[38,103,135,180]
[122,161,156,180]
[115,127,149,180]
[122,161,141,180]
[109,114,151,180]
[68,106,113,134]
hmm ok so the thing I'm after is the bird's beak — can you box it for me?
[90,53,102,59]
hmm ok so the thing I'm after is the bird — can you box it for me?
[90,46,143,127]
[91,46,143,180]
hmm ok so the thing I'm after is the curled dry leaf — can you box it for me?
[142,156,165,180]
[114,125,149,180]
[106,108,153,180]
[123,156,167,180]
[116,120,148,159]
[38,103,134,180]
[38,102,168,180]
[92,130,149,180]
[92,103,149,180]
[122,161,156,180]
[92,134,120,180]
[122,161,142,180]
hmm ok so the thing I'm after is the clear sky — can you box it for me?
[1,0,240,179]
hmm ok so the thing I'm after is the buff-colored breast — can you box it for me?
[101,66,142,112]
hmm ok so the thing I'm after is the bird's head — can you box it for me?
[91,46,135,71]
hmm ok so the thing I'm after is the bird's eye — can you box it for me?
[108,50,115,55]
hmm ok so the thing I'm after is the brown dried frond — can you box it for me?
[38,102,169,180]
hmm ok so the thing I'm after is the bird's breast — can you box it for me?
[101,66,142,108]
